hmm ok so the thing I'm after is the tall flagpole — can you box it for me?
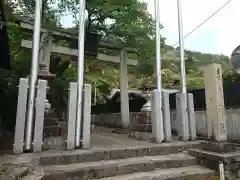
[177,0,189,141]
[24,0,43,151]
[153,0,164,143]
[75,0,86,148]
[155,0,162,91]
[177,0,187,94]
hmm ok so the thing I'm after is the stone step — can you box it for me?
[97,166,216,180]
[21,167,44,180]
[188,148,240,178]
[0,166,29,180]
[39,141,202,165]
[43,152,197,180]
[21,175,44,180]
[188,148,240,163]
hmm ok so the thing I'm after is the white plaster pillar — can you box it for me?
[204,63,227,141]
[120,49,130,128]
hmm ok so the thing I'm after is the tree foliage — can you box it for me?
[59,0,166,60]
[223,69,240,87]
[10,0,61,27]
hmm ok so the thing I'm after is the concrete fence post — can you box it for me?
[176,93,189,141]
[187,93,196,141]
[82,84,92,149]
[151,90,164,143]
[66,82,77,150]
[162,91,172,142]
[33,79,47,152]
[13,78,29,154]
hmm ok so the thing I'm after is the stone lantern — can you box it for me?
[38,64,56,111]
[138,77,155,112]
[134,77,155,133]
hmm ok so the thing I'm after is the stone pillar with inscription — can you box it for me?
[204,63,227,141]
[188,63,239,179]
[202,63,240,153]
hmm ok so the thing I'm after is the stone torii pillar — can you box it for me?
[120,49,130,128]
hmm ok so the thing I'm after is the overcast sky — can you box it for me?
[61,0,239,56]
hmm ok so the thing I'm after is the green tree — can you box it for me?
[11,0,61,27]
[59,0,166,60]
[223,69,240,87]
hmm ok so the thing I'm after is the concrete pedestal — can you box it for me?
[176,93,189,141]
[201,141,240,153]
[151,90,164,143]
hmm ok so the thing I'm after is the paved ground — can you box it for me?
[0,126,201,164]
[91,126,154,148]
[91,126,179,149]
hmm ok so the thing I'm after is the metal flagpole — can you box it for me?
[75,0,86,148]
[155,0,162,91]
[177,0,187,94]
[152,0,164,143]
[24,0,43,151]
[177,0,190,141]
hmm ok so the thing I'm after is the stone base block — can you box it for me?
[188,148,240,180]
[128,131,154,141]
[201,141,240,153]
[133,112,152,132]
[43,137,65,150]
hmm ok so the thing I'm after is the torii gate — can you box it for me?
[13,0,138,153]
[19,18,138,128]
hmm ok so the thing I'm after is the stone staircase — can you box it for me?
[0,162,44,180]
[40,142,215,180]
[43,108,67,137]
[42,153,214,180]
[0,125,218,180]
[0,141,215,180]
